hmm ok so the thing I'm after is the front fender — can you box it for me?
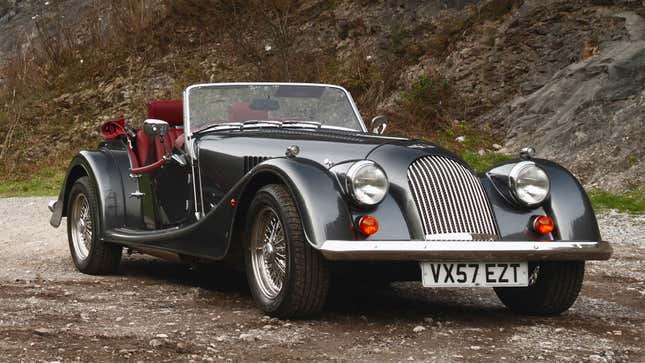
[538,159,601,241]
[484,159,601,242]
[238,158,355,247]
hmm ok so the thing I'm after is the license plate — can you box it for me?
[421,262,529,287]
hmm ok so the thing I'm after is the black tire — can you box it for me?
[66,176,121,275]
[494,261,585,315]
[243,184,329,318]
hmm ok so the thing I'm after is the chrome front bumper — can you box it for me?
[318,240,612,261]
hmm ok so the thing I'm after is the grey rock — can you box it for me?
[412,325,426,333]
[33,328,54,336]
[149,339,163,348]
[239,333,256,342]
[496,31,645,191]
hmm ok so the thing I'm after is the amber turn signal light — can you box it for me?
[532,215,554,235]
[358,215,379,236]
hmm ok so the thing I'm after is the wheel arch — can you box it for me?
[228,158,355,252]
[227,171,285,263]
[50,149,129,232]
[59,163,90,219]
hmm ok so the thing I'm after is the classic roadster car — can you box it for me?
[49,82,611,317]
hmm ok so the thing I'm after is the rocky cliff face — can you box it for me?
[0,0,90,63]
[0,0,642,191]
[394,0,644,190]
[497,12,644,191]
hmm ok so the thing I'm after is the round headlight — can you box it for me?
[509,161,550,206]
[346,160,389,206]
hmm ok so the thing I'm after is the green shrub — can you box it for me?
[588,189,644,214]
[461,152,513,173]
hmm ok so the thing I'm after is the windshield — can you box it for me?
[185,84,364,133]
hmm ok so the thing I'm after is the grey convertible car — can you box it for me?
[49,82,612,317]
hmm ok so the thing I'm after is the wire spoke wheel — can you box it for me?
[66,176,121,275]
[251,206,288,299]
[245,184,329,317]
[70,193,92,261]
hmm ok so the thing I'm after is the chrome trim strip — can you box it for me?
[318,240,613,261]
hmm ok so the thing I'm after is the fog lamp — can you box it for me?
[358,215,379,236]
[532,215,555,235]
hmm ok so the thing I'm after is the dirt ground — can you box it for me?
[0,197,642,362]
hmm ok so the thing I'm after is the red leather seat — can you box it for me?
[136,100,184,166]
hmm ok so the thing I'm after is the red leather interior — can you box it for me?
[100,118,126,140]
[228,102,268,122]
[147,100,183,126]
[135,100,185,167]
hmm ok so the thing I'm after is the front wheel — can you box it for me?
[244,184,329,318]
[494,261,585,315]
[66,176,122,275]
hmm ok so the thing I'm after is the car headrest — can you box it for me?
[228,102,268,123]
[147,100,183,126]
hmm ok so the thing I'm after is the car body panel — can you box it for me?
[50,83,610,264]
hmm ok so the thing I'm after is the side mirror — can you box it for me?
[370,115,387,135]
[143,119,169,137]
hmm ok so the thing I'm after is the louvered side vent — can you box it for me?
[407,156,498,238]
[244,156,270,173]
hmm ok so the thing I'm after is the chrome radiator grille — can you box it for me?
[407,156,498,237]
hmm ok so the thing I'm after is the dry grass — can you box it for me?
[0,0,513,185]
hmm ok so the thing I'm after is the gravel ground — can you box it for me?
[0,197,643,362]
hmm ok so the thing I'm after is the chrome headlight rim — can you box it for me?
[346,160,389,206]
[508,161,550,207]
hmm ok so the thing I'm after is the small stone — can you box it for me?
[34,328,54,336]
[455,136,465,143]
[115,317,124,322]
[412,325,426,333]
[156,333,169,338]
[492,143,502,150]
[470,345,481,350]
[239,333,256,342]
[262,325,273,330]
[555,328,564,333]
[612,330,622,336]
[149,339,163,348]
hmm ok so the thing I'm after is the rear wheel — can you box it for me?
[244,184,329,318]
[494,261,585,315]
[67,176,121,275]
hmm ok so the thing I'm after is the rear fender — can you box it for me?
[50,145,140,232]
